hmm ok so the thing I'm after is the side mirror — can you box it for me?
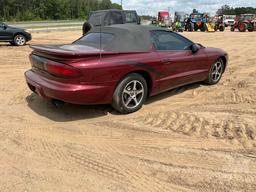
[191,43,200,53]
[3,25,7,30]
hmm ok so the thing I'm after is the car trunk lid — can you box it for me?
[29,44,120,80]
[30,44,118,59]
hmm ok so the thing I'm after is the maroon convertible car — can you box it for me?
[25,24,228,114]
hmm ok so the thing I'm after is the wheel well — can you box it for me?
[220,56,227,72]
[13,33,27,40]
[123,71,153,97]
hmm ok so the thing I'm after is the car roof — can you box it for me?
[90,9,136,13]
[90,24,166,52]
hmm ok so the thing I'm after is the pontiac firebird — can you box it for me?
[25,24,228,114]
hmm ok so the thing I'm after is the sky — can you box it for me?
[111,0,256,16]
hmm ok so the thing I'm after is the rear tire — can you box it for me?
[219,26,225,31]
[238,23,246,32]
[201,24,206,32]
[13,34,26,46]
[248,23,254,32]
[188,22,194,32]
[112,73,148,114]
[205,59,224,85]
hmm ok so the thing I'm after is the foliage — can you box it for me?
[0,0,122,21]
[216,5,256,15]
[140,15,154,20]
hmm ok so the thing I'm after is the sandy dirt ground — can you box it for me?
[0,30,256,192]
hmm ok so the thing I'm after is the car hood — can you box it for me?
[205,47,226,54]
[7,25,25,31]
[31,44,119,58]
[204,47,228,60]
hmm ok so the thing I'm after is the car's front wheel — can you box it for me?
[205,59,224,85]
[13,34,26,46]
[112,74,148,114]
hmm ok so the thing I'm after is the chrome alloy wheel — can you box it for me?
[211,61,223,82]
[15,36,26,46]
[122,80,145,109]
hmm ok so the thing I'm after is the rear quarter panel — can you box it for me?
[67,52,162,96]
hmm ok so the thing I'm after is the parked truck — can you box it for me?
[82,9,140,35]
[223,15,236,27]
[157,11,171,28]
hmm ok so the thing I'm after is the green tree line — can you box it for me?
[0,0,122,21]
[216,5,256,15]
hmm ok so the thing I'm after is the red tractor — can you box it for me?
[231,14,256,32]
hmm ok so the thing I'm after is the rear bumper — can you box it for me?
[25,70,115,105]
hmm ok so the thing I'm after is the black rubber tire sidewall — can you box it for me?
[220,26,225,31]
[248,23,254,32]
[112,74,148,114]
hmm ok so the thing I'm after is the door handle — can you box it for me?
[161,58,172,64]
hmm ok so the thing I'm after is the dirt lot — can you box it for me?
[0,30,256,192]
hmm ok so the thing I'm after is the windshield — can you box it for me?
[74,32,114,49]
[225,15,235,19]
[125,12,138,23]
[242,15,254,20]
[191,14,203,20]
[176,15,185,21]
[88,12,107,26]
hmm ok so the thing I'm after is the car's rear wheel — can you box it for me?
[13,34,26,46]
[205,59,224,85]
[112,74,147,114]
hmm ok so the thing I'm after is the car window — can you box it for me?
[150,31,193,51]
[88,12,107,26]
[125,12,137,23]
[74,32,114,48]
[0,23,5,28]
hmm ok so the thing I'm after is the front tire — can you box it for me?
[219,25,225,31]
[112,74,148,114]
[205,59,224,85]
[13,34,26,46]
[238,23,246,32]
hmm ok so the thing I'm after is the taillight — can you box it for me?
[45,61,81,78]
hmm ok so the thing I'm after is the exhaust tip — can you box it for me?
[51,99,65,108]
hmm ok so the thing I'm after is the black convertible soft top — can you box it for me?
[79,24,166,52]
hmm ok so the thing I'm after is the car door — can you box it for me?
[0,23,6,40]
[151,30,209,92]
[0,23,12,41]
